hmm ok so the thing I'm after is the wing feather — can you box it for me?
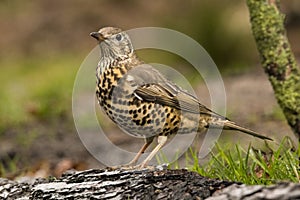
[134,83,227,119]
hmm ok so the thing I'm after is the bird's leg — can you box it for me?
[139,135,168,168]
[125,136,154,166]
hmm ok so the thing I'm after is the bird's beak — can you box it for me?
[90,32,105,41]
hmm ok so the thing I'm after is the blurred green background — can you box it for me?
[0,0,299,177]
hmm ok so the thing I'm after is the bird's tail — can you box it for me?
[209,120,272,140]
[222,121,272,140]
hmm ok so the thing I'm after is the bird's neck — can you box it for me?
[97,52,143,75]
[119,53,144,69]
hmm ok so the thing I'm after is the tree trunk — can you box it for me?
[246,0,300,140]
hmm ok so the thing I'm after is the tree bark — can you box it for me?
[246,0,300,140]
[1,168,300,199]
[0,168,233,200]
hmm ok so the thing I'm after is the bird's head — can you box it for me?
[90,27,134,61]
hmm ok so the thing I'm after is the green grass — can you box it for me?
[187,138,299,185]
[0,154,19,178]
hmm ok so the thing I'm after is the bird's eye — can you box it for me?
[115,34,122,41]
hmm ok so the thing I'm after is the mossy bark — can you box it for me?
[246,0,300,140]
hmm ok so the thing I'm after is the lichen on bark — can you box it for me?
[246,0,300,140]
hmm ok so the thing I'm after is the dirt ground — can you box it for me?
[0,67,296,179]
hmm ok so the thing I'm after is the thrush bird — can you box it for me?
[90,27,272,168]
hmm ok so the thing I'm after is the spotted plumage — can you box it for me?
[90,27,272,168]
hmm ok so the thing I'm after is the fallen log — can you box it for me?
[0,168,299,199]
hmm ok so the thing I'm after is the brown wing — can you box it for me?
[134,83,228,120]
[124,63,227,119]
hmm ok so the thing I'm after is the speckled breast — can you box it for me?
[95,66,188,138]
